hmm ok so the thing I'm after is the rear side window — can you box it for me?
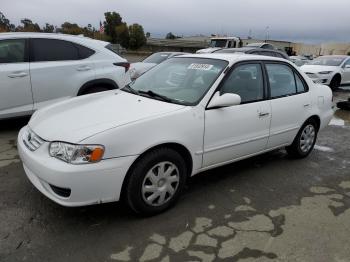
[77,44,95,59]
[266,63,306,98]
[0,39,26,63]
[31,39,94,62]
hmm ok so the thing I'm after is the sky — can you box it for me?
[1,0,350,44]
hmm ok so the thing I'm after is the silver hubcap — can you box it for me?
[142,161,180,206]
[300,124,316,153]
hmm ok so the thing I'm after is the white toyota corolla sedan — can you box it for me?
[18,53,333,215]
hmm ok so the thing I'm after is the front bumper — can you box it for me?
[18,127,137,207]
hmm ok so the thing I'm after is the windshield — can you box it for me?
[126,57,228,105]
[143,53,171,64]
[308,57,346,66]
[210,40,228,48]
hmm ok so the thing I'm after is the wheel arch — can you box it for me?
[120,142,193,199]
[304,115,321,131]
[77,79,119,96]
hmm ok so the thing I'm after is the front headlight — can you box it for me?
[318,71,332,74]
[49,142,105,164]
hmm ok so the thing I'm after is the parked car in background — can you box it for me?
[214,47,290,60]
[18,53,333,215]
[129,52,188,80]
[246,42,276,50]
[196,36,242,54]
[290,55,310,67]
[300,55,350,90]
[0,32,130,120]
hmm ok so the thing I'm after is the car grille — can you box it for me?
[23,128,45,151]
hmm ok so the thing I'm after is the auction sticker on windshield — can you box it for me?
[188,63,214,70]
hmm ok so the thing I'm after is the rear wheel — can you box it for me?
[286,119,318,158]
[329,75,341,90]
[124,148,187,215]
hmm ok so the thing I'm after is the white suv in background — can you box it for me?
[0,32,131,120]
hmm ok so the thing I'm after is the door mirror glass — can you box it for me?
[345,64,350,69]
[207,92,241,108]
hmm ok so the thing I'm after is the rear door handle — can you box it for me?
[77,66,91,71]
[8,72,28,78]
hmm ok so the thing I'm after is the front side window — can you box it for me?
[31,39,80,62]
[0,39,26,63]
[128,57,228,105]
[266,64,298,98]
[220,63,264,103]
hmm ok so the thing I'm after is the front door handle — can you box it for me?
[77,66,91,71]
[303,103,311,108]
[8,72,28,78]
[259,112,270,118]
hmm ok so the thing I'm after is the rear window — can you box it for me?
[143,53,171,64]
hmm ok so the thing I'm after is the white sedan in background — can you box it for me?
[18,54,333,215]
[129,52,188,80]
[0,32,130,120]
[301,55,350,90]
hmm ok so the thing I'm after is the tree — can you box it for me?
[60,22,83,35]
[17,18,41,32]
[104,12,123,43]
[128,23,146,50]
[43,23,54,33]
[146,32,151,38]
[166,32,176,40]
[0,11,13,32]
[116,23,129,48]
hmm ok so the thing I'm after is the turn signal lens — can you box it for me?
[90,147,105,162]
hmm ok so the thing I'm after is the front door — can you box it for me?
[342,59,350,84]
[0,38,33,119]
[203,62,271,168]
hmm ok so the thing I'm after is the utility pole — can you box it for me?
[265,26,270,42]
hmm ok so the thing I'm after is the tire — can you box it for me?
[337,101,350,111]
[286,119,318,159]
[124,148,187,216]
[81,86,110,95]
[329,75,341,90]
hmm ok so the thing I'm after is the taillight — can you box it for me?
[114,62,130,73]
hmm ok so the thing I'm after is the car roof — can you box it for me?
[215,47,287,55]
[178,53,288,64]
[317,55,349,59]
[0,32,109,47]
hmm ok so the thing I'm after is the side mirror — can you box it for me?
[207,92,241,109]
[345,65,350,69]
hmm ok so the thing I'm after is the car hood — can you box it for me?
[130,62,157,78]
[300,65,338,73]
[29,90,185,143]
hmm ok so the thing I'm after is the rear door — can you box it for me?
[29,38,95,110]
[264,62,311,149]
[0,38,33,119]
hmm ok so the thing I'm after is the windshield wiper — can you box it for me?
[122,84,140,95]
[138,90,176,103]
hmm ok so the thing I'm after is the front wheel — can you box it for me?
[124,148,187,215]
[286,119,318,158]
[329,75,341,90]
